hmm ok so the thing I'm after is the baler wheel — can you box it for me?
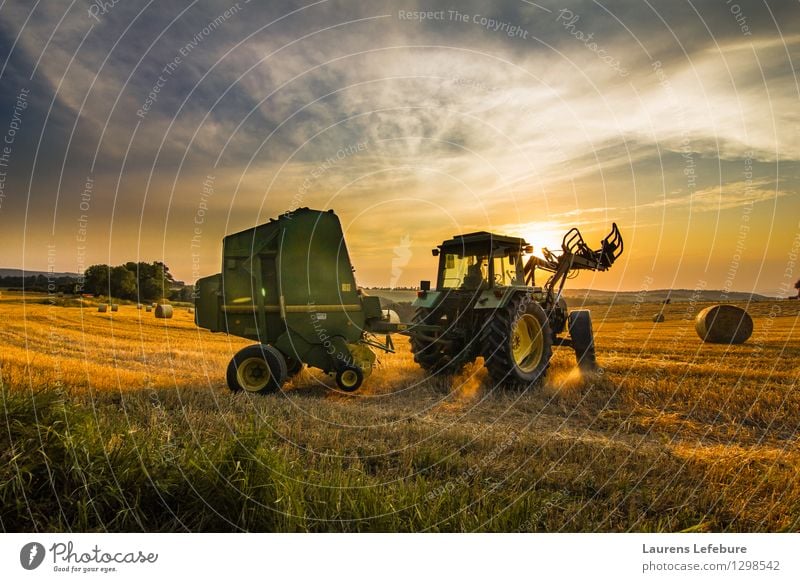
[335,365,363,392]
[227,344,288,394]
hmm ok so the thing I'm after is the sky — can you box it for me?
[0,0,797,295]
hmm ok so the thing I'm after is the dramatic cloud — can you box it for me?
[0,0,797,292]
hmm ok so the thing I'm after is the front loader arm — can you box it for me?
[524,223,623,306]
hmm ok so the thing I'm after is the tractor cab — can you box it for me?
[432,232,532,291]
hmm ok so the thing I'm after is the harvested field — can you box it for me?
[1,291,798,532]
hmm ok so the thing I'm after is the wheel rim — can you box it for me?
[511,314,544,373]
[237,357,271,392]
[339,369,359,389]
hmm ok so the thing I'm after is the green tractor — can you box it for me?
[408,224,623,386]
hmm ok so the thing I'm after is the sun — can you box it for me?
[516,221,565,259]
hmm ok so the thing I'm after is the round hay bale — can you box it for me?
[695,304,753,344]
[155,304,173,319]
[187,307,195,314]
[98,304,108,313]
[137,303,143,309]
[145,305,152,313]
[110,304,119,312]
[151,302,158,308]
[652,313,665,323]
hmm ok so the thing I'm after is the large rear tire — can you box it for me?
[481,294,552,387]
[409,307,471,375]
[226,344,288,394]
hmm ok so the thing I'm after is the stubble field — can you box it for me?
[1,291,798,532]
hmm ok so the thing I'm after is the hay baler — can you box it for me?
[194,208,406,393]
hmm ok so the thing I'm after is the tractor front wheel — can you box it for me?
[482,295,552,387]
[409,307,471,375]
[226,344,288,394]
[569,310,597,371]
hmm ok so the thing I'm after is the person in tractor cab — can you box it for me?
[462,257,487,290]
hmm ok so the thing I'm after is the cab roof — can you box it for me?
[439,231,530,250]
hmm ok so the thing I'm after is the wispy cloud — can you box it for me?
[638,178,788,213]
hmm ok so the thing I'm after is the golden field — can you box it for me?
[1,290,798,532]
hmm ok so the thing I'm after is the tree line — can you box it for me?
[0,261,193,302]
[82,262,192,301]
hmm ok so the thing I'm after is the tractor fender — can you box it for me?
[411,290,444,310]
[472,287,523,310]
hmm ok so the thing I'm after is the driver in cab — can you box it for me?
[461,257,488,290]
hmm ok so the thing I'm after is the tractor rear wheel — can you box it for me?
[409,307,471,375]
[227,344,288,394]
[569,310,597,371]
[481,295,552,387]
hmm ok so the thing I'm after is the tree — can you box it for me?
[170,285,194,302]
[83,261,179,300]
[123,261,175,301]
[110,265,137,299]
[83,264,110,296]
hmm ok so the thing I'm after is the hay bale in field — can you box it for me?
[695,304,753,344]
[187,307,194,314]
[145,305,152,312]
[652,313,665,323]
[98,304,108,313]
[151,302,158,308]
[137,303,143,309]
[110,304,119,312]
[155,304,173,319]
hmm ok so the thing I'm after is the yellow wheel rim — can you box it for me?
[237,357,271,392]
[511,314,544,373]
[340,369,359,388]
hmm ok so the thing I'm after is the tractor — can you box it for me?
[408,224,623,386]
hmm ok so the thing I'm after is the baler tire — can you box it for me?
[335,365,363,392]
[481,294,552,388]
[569,310,597,371]
[227,344,288,394]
